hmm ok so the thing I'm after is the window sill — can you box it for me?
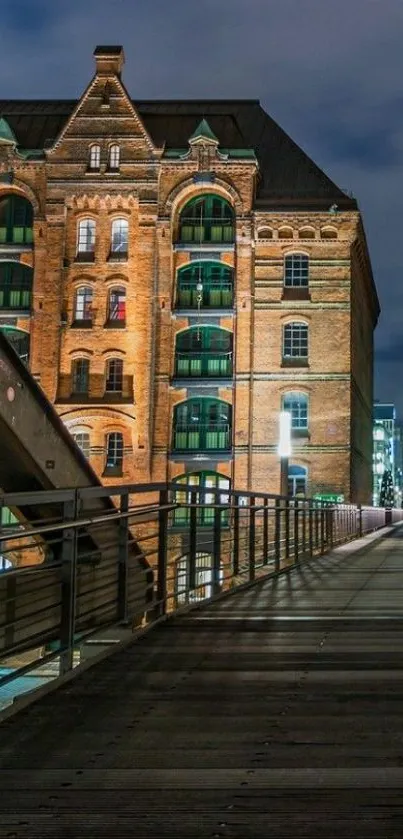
[106,168,120,174]
[86,168,100,174]
[74,254,95,263]
[281,358,309,368]
[102,467,123,478]
[71,320,93,329]
[282,288,311,301]
[107,253,128,262]
[292,429,310,440]
[104,321,126,329]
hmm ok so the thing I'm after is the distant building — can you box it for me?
[373,403,395,505]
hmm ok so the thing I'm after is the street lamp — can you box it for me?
[278,410,292,497]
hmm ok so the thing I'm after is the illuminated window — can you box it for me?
[110,218,128,257]
[74,286,93,321]
[89,144,101,170]
[77,219,96,258]
[288,465,308,496]
[107,287,126,323]
[108,144,120,170]
[282,392,308,430]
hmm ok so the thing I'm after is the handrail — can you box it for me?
[0,480,402,706]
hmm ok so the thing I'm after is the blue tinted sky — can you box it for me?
[0,0,402,409]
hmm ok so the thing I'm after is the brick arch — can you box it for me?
[58,407,136,425]
[0,180,41,217]
[163,176,243,217]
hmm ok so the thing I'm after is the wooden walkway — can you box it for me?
[1,528,403,837]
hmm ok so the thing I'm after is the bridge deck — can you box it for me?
[1,529,403,837]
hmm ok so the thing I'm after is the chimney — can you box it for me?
[93,45,125,77]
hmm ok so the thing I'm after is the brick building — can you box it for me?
[0,45,379,507]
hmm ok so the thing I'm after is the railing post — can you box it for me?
[328,505,334,550]
[285,498,290,560]
[320,504,325,554]
[302,500,307,555]
[213,498,222,596]
[59,491,78,676]
[117,491,129,624]
[315,501,319,551]
[233,495,240,577]
[189,490,198,593]
[293,499,299,565]
[249,496,256,581]
[357,504,362,538]
[263,497,269,565]
[274,498,281,572]
[309,500,314,556]
[157,488,169,616]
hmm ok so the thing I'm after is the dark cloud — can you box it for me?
[0,0,402,407]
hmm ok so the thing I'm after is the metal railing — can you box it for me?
[0,482,402,700]
[176,282,233,309]
[174,351,233,378]
[172,423,232,452]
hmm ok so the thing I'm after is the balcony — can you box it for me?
[177,218,234,247]
[174,351,233,382]
[172,423,231,454]
[176,281,233,310]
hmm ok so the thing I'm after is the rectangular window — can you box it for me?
[284,254,309,287]
[105,359,123,392]
[72,359,89,394]
[283,324,308,359]
[282,394,308,430]
[106,432,123,470]
[77,220,96,255]
[108,288,126,322]
[71,432,90,458]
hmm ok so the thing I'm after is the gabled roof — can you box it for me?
[0,98,356,210]
[189,118,219,144]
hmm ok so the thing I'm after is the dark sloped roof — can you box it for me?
[0,98,356,209]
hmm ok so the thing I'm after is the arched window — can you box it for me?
[76,219,96,260]
[278,227,293,240]
[282,392,308,430]
[283,322,308,361]
[72,358,89,394]
[108,144,120,171]
[173,398,232,452]
[110,218,128,258]
[0,262,32,310]
[257,227,273,240]
[74,286,93,322]
[88,144,101,170]
[176,261,233,309]
[0,194,33,244]
[320,227,337,240]
[105,358,123,392]
[107,287,126,324]
[0,326,30,363]
[175,326,233,378]
[299,228,315,240]
[172,471,230,527]
[284,254,309,287]
[105,432,124,473]
[178,194,234,244]
[71,431,90,458]
[175,552,224,606]
[288,465,308,497]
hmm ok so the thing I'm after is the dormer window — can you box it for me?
[108,144,120,171]
[88,144,101,171]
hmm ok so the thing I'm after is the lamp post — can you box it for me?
[278,411,292,497]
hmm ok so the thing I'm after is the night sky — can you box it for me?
[1,0,401,410]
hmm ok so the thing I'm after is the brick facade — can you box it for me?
[0,45,379,512]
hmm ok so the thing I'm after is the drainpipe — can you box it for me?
[247,229,255,491]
